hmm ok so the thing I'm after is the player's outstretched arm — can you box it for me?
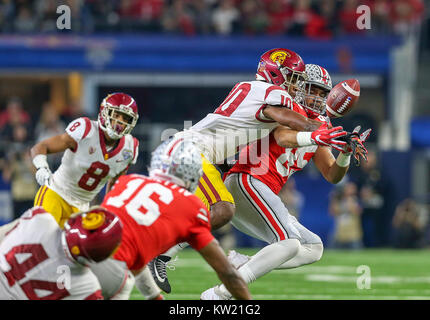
[263,105,322,131]
[273,126,347,149]
[198,240,252,300]
[312,146,349,184]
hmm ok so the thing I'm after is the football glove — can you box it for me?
[33,154,52,186]
[311,125,348,152]
[338,125,372,166]
[35,167,52,186]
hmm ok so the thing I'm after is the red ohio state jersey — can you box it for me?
[228,102,330,195]
[101,174,214,271]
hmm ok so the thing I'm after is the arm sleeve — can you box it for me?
[65,117,92,143]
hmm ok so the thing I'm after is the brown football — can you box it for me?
[326,79,360,118]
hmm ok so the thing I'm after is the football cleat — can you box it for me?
[200,286,231,300]
[148,255,172,293]
[227,250,250,269]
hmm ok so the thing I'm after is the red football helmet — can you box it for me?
[62,207,123,264]
[256,48,307,96]
[98,92,139,140]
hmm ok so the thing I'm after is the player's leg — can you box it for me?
[149,155,235,293]
[34,186,79,228]
[133,266,164,300]
[201,173,302,300]
[89,258,135,300]
[276,215,324,269]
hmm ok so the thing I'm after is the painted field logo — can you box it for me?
[356,265,371,289]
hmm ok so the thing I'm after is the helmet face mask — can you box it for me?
[149,138,203,193]
[280,67,307,98]
[300,83,330,116]
[99,93,139,140]
[295,64,332,118]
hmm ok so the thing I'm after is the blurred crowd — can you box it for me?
[327,149,430,250]
[0,96,86,219]
[0,0,426,37]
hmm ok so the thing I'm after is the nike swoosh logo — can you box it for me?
[154,269,166,283]
[315,136,328,146]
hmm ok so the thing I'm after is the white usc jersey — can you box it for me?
[0,207,102,300]
[50,118,139,210]
[176,80,292,163]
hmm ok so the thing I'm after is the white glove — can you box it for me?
[35,167,52,186]
[33,155,52,186]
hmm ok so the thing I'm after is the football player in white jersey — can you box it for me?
[149,49,348,293]
[0,206,122,300]
[201,64,371,300]
[28,92,139,228]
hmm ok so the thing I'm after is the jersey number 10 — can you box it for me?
[214,83,251,117]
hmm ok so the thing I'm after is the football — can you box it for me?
[326,79,360,118]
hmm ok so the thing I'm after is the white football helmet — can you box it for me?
[296,64,332,117]
[149,138,203,193]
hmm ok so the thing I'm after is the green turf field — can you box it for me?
[130,248,430,300]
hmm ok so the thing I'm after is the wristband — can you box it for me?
[296,132,313,147]
[32,154,49,169]
[336,152,351,167]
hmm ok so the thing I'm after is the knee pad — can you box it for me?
[278,239,301,259]
[303,243,324,263]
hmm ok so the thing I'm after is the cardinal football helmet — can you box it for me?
[149,138,203,193]
[296,64,333,118]
[256,48,307,96]
[98,92,139,140]
[62,207,123,265]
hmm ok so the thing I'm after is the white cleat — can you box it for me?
[200,286,231,300]
[227,250,250,269]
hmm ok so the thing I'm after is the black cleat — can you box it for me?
[148,255,172,294]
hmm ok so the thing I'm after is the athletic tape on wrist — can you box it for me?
[336,152,351,167]
[296,132,313,147]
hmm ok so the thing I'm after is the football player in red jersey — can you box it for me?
[89,138,251,300]
[201,64,371,300]
[149,49,349,293]
[0,206,122,300]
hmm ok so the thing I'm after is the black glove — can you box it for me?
[338,126,372,166]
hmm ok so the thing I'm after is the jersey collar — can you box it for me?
[98,127,125,160]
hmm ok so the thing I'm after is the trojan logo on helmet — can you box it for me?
[255,48,307,98]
